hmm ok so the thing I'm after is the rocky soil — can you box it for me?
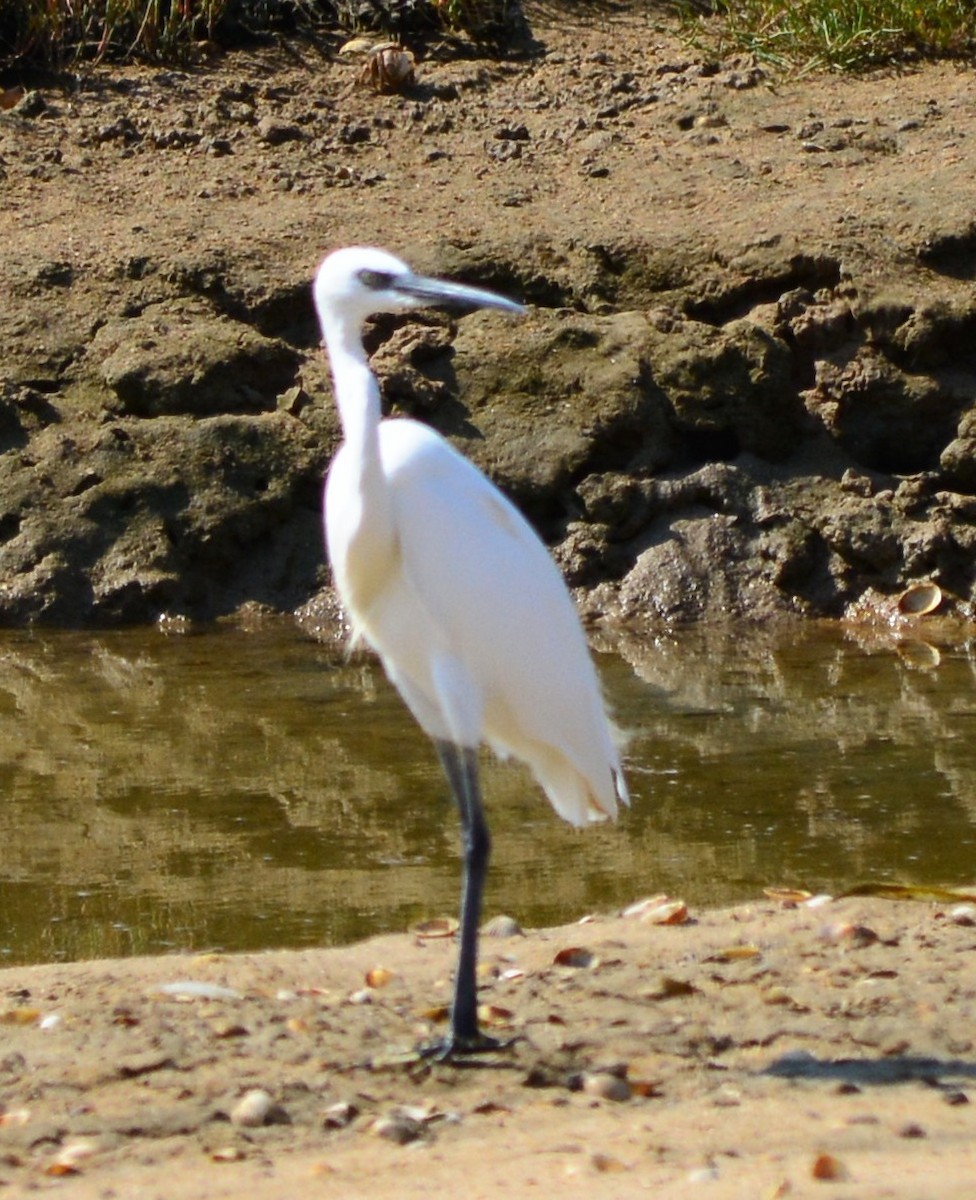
[1,4,975,629]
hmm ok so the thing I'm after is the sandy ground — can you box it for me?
[3,892,976,1197]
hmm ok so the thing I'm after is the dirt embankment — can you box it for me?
[0,5,975,629]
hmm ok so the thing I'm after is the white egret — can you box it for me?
[313,246,628,1056]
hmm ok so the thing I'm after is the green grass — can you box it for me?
[683,0,976,73]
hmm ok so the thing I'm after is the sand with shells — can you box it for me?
[3,892,976,1197]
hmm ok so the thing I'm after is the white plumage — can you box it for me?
[314,246,628,1054]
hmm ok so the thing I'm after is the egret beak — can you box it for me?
[394,273,525,316]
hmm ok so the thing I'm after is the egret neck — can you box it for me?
[321,315,400,622]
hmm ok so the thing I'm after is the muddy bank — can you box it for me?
[1,7,975,626]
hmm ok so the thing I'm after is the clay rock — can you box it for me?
[647,315,801,461]
[804,349,959,474]
[940,408,976,494]
[0,411,326,624]
[444,309,675,518]
[91,300,299,417]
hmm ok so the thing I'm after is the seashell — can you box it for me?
[709,943,761,962]
[365,966,395,989]
[476,1003,514,1027]
[553,946,597,968]
[0,86,26,110]
[339,37,375,54]
[897,581,942,617]
[950,904,976,927]
[395,1102,443,1125]
[0,1007,41,1025]
[763,886,813,905]
[622,895,670,918]
[45,1138,101,1176]
[371,1113,422,1144]
[417,1003,449,1023]
[413,917,458,939]
[153,980,241,1001]
[357,44,416,95]
[582,1071,632,1102]
[822,922,878,947]
[897,640,941,670]
[323,1101,359,1129]
[211,1145,246,1162]
[639,899,689,926]
[482,914,523,937]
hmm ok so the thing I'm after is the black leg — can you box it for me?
[431,739,496,1054]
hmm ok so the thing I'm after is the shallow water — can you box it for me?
[1,619,974,966]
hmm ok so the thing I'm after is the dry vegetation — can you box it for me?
[2,0,975,70]
[0,0,514,69]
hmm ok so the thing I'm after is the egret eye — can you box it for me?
[358,268,395,291]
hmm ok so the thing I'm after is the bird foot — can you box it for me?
[417,1030,515,1062]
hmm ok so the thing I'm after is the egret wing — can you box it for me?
[378,419,623,822]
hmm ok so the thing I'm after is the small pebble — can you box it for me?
[582,1072,631,1102]
[323,1100,359,1129]
[823,921,879,947]
[950,904,976,927]
[898,1122,926,1139]
[811,1152,846,1181]
[256,116,304,145]
[371,1114,423,1144]
[211,1145,246,1162]
[230,1088,274,1128]
[14,90,46,118]
[590,1151,629,1173]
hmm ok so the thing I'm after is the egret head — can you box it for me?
[313,246,524,331]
